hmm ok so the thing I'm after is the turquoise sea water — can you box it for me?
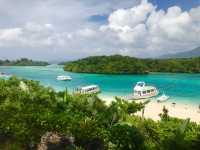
[0,66,200,105]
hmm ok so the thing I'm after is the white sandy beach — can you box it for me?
[99,95,200,123]
[136,100,200,123]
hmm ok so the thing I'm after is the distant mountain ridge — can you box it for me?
[161,47,200,58]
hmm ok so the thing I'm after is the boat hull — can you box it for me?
[122,90,159,100]
[57,78,71,81]
[56,76,72,81]
[133,91,159,100]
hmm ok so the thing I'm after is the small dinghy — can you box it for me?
[157,94,169,102]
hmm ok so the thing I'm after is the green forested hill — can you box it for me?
[64,55,148,74]
[63,55,200,74]
[0,58,49,66]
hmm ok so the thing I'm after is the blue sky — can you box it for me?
[150,0,200,10]
[0,0,200,61]
[88,14,109,24]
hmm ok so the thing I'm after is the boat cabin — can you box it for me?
[74,85,100,94]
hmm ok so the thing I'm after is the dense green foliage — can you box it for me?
[63,55,200,74]
[0,77,199,150]
[0,58,49,66]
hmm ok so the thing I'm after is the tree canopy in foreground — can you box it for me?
[63,55,200,74]
[0,77,199,150]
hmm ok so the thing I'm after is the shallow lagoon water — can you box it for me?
[0,66,200,105]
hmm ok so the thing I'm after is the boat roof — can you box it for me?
[142,86,156,90]
[134,85,156,91]
[80,85,99,90]
[57,75,71,77]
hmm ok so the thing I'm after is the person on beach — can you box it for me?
[172,102,176,107]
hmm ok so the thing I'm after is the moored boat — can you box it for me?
[56,75,72,81]
[74,85,100,95]
[0,72,11,78]
[132,81,159,99]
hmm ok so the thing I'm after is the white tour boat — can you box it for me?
[74,85,100,94]
[56,75,72,81]
[132,81,159,99]
[0,72,11,78]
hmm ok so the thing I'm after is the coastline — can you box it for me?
[1,66,200,123]
[99,95,200,123]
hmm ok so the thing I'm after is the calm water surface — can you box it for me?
[0,66,200,104]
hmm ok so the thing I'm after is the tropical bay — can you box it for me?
[1,65,200,124]
[1,0,200,149]
[1,65,200,104]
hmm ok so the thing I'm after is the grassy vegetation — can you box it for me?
[0,77,199,149]
[63,55,200,74]
[0,58,49,66]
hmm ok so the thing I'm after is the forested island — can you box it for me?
[63,55,200,74]
[0,77,199,149]
[0,58,49,66]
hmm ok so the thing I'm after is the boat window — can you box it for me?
[84,87,98,92]
[147,90,151,93]
[134,91,140,95]
[151,89,154,92]
[143,91,146,94]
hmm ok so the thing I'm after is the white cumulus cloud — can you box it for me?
[101,0,200,56]
[0,0,200,60]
